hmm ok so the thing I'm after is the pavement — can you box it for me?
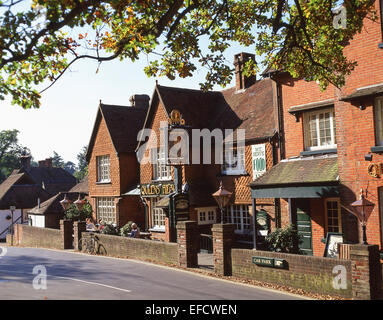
[0,246,308,300]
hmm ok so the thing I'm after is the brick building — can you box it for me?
[86,96,149,228]
[251,0,383,256]
[137,53,281,244]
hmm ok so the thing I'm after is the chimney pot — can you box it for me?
[234,52,256,91]
[129,94,150,110]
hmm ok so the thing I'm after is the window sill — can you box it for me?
[96,181,112,185]
[300,148,337,156]
[219,171,249,176]
[371,146,383,153]
[149,227,165,233]
[378,42,383,49]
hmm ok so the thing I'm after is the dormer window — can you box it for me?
[96,155,111,182]
[303,107,337,151]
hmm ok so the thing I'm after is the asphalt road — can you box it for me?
[0,246,306,300]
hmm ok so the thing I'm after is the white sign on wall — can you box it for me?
[251,143,266,180]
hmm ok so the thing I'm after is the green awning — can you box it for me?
[252,185,339,199]
[250,156,339,199]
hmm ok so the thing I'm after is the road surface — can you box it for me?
[0,246,306,300]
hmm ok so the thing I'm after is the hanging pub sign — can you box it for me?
[251,144,266,180]
[140,182,175,197]
[168,109,185,126]
[173,193,189,221]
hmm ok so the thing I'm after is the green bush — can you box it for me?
[100,223,119,236]
[65,202,92,221]
[265,224,301,254]
[120,221,134,237]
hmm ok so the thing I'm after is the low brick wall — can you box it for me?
[12,224,63,250]
[232,249,352,298]
[82,232,178,265]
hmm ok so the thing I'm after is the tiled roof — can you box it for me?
[250,156,339,188]
[86,103,147,161]
[69,176,88,194]
[14,166,77,196]
[0,172,51,209]
[140,79,277,147]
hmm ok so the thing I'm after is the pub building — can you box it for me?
[137,53,282,244]
[251,0,383,256]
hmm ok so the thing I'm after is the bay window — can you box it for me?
[224,204,251,233]
[96,197,115,224]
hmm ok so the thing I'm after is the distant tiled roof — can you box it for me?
[0,172,51,209]
[28,192,86,215]
[14,166,77,196]
[86,103,147,161]
[69,176,88,194]
[250,156,339,188]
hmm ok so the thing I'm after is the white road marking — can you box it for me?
[0,269,131,293]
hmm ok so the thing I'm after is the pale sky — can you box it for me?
[0,46,251,165]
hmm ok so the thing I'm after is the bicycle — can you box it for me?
[80,233,106,255]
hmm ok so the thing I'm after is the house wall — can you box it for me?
[88,114,144,228]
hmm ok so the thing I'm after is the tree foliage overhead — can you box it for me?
[0,0,377,109]
[0,129,30,181]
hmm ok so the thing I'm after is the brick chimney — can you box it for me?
[20,154,31,169]
[129,94,150,110]
[234,52,256,91]
[38,158,53,168]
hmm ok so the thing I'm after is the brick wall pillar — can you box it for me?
[350,244,382,300]
[73,221,87,251]
[176,220,198,268]
[60,219,73,250]
[212,223,235,276]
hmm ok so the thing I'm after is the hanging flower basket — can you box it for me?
[5,215,12,220]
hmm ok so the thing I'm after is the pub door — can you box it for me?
[295,199,313,256]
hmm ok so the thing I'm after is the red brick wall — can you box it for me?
[335,1,383,248]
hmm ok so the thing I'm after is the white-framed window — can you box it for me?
[152,148,172,180]
[325,198,342,233]
[197,207,217,225]
[222,146,246,175]
[374,97,383,146]
[303,108,337,151]
[224,204,251,233]
[96,197,115,224]
[151,197,166,230]
[96,155,111,182]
